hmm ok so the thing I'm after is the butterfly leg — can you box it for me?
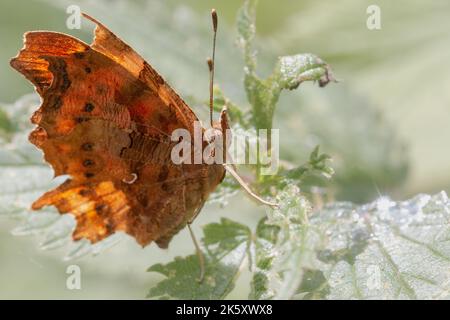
[187,223,206,283]
[224,164,278,207]
[186,199,207,282]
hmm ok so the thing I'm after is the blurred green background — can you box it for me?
[0,0,449,299]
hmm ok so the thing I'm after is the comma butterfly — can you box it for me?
[10,11,274,254]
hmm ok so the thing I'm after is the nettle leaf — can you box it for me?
[147,218,251,299]
[295,269,330,299]
[0,95,122,259]
[203,218,251,256]
[285,146,334,181]
[237,0,335,131]
[259,185,323,300]
[313,191,450,300]
[257,145,334,200]
[236,0,257,72]
[275,54,335,90]
[249,218,279,299]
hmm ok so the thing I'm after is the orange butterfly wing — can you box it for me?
[10,14,225,247]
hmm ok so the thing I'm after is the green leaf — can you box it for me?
[275,54,335,90]
[147,218,251,299]
[237,0,335,131]
[147,187,322,300]
[266,188,323,300]
[250,185,324,300]
[295,269,330,300]
[236,0,257,73]
[286,145,334,180]
[249,218,279,299]
[203,218,251,253]
[256,146,334,199]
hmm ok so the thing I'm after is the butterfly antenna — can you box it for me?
[207,9,218,127]
[208,10,277,208]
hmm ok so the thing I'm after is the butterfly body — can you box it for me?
[11,14,225,248]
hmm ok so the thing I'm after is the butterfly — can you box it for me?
[10,11,274,253]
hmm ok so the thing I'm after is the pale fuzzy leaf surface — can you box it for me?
[315,191,450,299]
[252,189,450,300]
[249,218,279,300]
[265,186,321,299]
[250,185,323,300]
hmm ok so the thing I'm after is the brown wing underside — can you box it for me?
[10,14,225,247]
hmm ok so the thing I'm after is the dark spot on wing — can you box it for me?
[83,159,94,167]
[46,95,62,110]
[81,143,94,151]
[157,165,169,182]
[84,172,95,178]
[44,57,71,92]
[75,117,88,123]
[95,204,107,214]
[84,103,95,112]
[139,61,165,86]
[79,189,91,196]
[74,52,85,59]
[105,220,115,233]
